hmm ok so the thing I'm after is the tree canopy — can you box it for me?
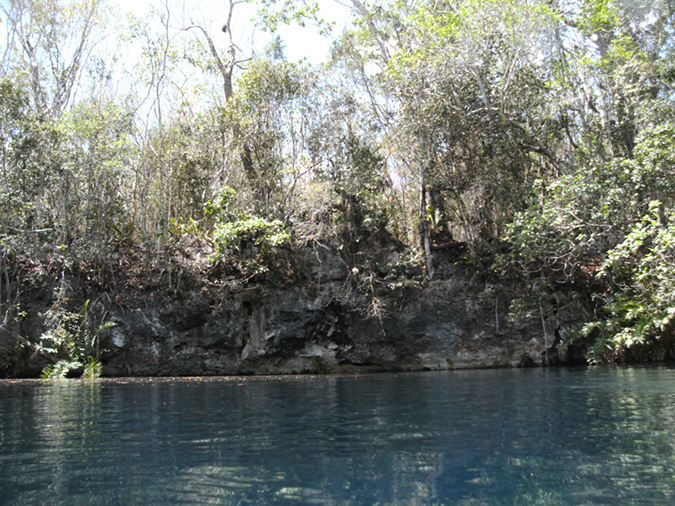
[2,0,675,367]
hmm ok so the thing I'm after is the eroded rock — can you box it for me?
[0,243,586,377]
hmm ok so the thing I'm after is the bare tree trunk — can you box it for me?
[186,0,254,179]
[3,0,103,118]
[186,0,239,102]
[58,175,69,244]
[418,149,434,280]
[349,0,390,64]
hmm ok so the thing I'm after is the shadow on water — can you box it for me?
[1,367,675,504]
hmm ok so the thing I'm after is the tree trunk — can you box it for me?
[418,156,434,280]
[188,1,254,182]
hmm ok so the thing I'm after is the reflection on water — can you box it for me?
[2,367,675,504]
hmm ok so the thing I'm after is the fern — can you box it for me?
[39,299,115,379]
[82,357,103,379]
[42,360,82,379]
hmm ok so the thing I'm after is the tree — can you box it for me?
[184,0,243,102]
[1,0,107,118]
[223,55,319,217]
[332,0,563,280]
[306,77,391,235]
[499,0,675,360]
[60,98,134,245]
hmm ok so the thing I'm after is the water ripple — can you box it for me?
[1,368,675,504]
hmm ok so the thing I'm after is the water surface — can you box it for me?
[1,367,675,504]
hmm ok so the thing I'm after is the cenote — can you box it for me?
[2,367,675,505]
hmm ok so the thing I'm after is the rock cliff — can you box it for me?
[0,239,588,377]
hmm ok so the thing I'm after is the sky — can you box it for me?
[112,0,353,64]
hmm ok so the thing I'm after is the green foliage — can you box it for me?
[224,56,318,218]
[207,187,292,255]
[501,114,675,361]
[205,186,238,224]
[318,131,390,235]
[38,299,115,379]
[592,202,675,356]
[507,295,539,323]
[0,78,54,238]
[61,99,134,240]
[500,167,621,286]
[1,339,25,369]
[0,0,674,372]
[213,217,290,252]
[168,217,200,239]
[386,0,562,243]
[109,221,137,249]
[41,360,83,380]
[82,356,103,379]
[253,0,332,35]
[211,211,291,281]
[311,356,332,374]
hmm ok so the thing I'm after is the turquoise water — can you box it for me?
[1,367,675,504]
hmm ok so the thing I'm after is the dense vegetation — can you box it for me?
[1,0,674,374]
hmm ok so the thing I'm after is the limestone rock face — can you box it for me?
[94,277,570,377]
[1,244,588,377]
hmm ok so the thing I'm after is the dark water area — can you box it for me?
[1,367,675,504]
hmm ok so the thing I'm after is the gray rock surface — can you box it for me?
[0,244,588,377]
